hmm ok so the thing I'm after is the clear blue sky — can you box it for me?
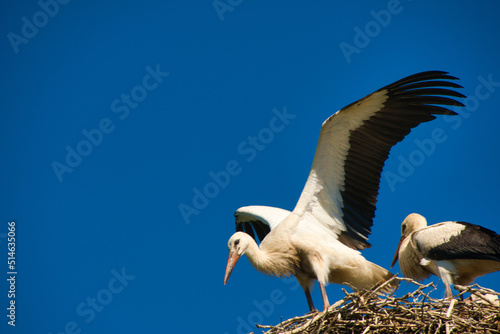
[1,1,500,333]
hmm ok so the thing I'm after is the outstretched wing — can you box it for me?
[293,71,465,250]
[235,206,292,243]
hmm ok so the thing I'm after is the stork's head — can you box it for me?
[391,213,428,268]
[224,232,252,285]
[400,213,427,239]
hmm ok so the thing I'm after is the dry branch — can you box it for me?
[257,278,500,334]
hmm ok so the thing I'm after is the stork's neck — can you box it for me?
[244,239,298,277]
[243,240,269,273]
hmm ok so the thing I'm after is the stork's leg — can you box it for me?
[296,275,316,312]
[319,282,330,311]
[303,286,315,312]
[445,283,453,299]
[437,264,454,299]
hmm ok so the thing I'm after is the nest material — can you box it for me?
[257,277,500,334]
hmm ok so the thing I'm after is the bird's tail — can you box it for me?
[328,257,399,294]
[338,260,398,294]
[365,261,399,294]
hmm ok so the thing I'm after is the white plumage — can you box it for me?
[392,213,500,297]
[224,71,465,311]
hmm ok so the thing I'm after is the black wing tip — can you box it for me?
[388,70,466,112]
[388,70,463,90]
[339,70,465,247]
[407,70,459,81]
[234,217,271,243]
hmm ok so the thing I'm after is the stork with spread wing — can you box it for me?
[224,71,465,311]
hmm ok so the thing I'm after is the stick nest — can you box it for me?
[257,277,500,334]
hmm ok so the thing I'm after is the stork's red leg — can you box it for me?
[319,282,330,311]
[304,287,316,312]
[445,283,453,299]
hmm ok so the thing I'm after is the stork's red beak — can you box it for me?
[391,236,404,268]
[224,251,240,285]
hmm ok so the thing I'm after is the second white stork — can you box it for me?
[224,71,465,312]
[392,213,500,298]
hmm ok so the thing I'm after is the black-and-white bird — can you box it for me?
[391,213,500,297]
[224,71,465,311]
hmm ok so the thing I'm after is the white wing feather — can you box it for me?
[293,91,389,242]
[236,205,291,231]
[234,71,463,250]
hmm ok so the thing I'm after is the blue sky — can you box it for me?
[1,1,500,333]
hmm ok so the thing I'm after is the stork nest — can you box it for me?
[257,277,500,334]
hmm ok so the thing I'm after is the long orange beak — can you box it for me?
[224,251,240,285]
[391,236,404,268]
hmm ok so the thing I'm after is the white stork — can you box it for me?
[224,71,465,311]
[392,213,500,298]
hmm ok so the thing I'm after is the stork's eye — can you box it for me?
[401,224,407,234]
[234,239,240,246]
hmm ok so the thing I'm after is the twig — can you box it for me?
[259,279,500,334]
